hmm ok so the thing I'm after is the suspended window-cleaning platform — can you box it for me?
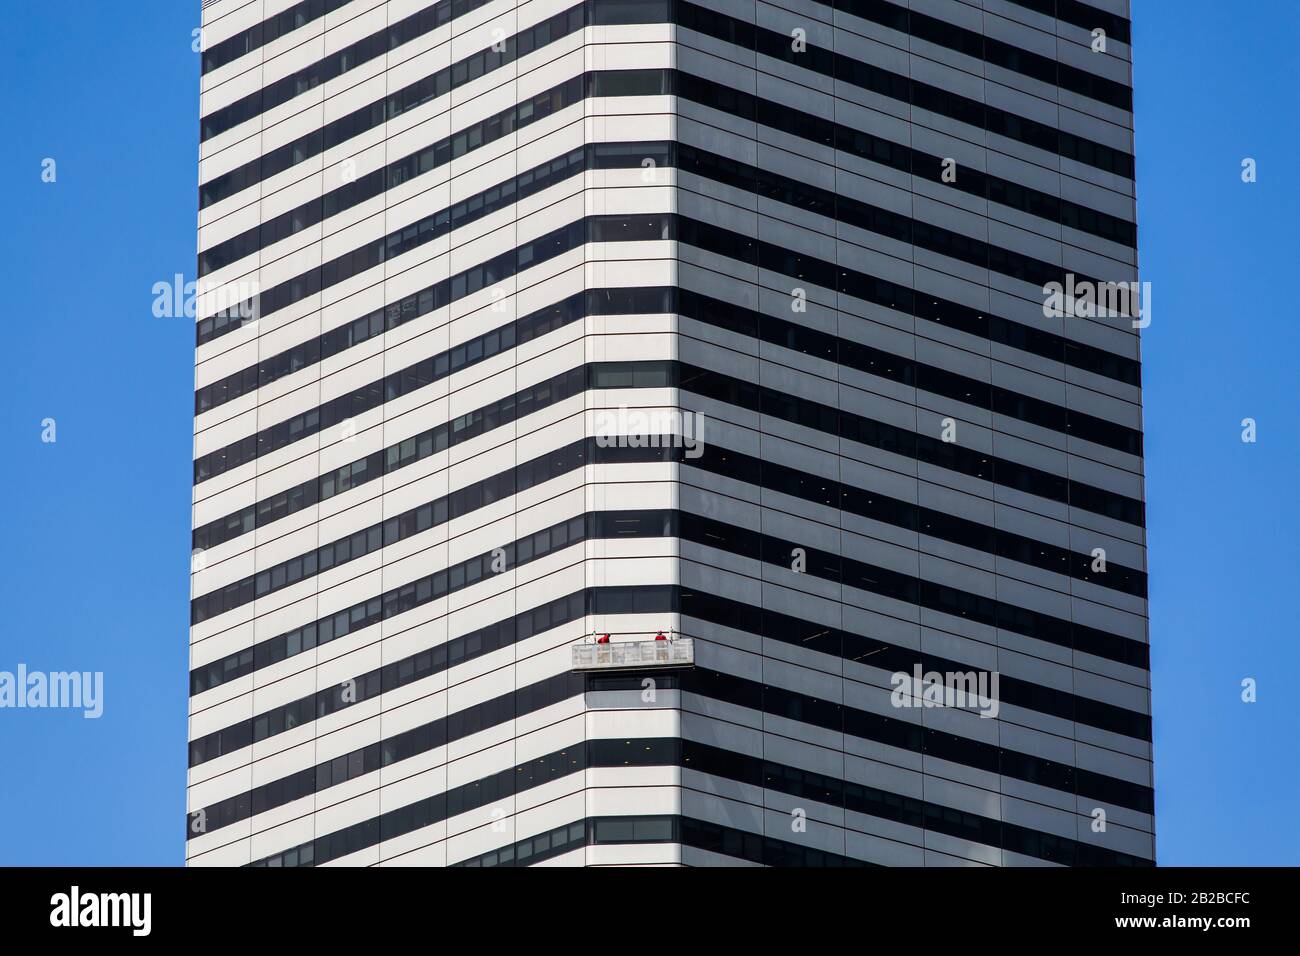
[571,637,694,672]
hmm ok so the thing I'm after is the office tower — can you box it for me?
[188,0,1152,866]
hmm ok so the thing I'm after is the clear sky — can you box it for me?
[0,1,1295,866]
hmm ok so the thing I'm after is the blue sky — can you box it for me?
[0,1,1295,866]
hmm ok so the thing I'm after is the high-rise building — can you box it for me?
[188,0,1151,867]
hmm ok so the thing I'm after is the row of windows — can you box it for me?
[193,237,670,484]
[188,511,670,762]
[196,144,664,418]
[193,456,1142,756]
[198,219,598,477]
[682,137,1117,309]
[679,815,869,867]
[455,815,853,868]
[682,584,1148,749]
[202,229,1139,479]
[201,0,353,74]
[200,282,1139,549]
[674,358,1145,525]
[192,588,671,766]
[670,151,1143,402]
[191,440,678,695]
[201,6,541,210]
[455,820,589,868]
[197,157,593,412]
[265,144,645,310]
[202,163,1137,475]
[678,1,1135,178]
[684,160,1132,390]
[679,739,1147,866]
[195,68,669,343]
[244,731,1148,868]
[682,429,1147,600]
[678,230,1140,389]
[194,578,668,719]
[198,634,1150,847]
[191,418,1143,704]
[244,743,679,867]
[198,6,597,275]
[191,580,1150,825]
[191,403,660,629]
[685,523,1152,734]
[193,642,592,835]
[676,515,1151,738]
[195,58,1138,366]
[196,485,568,624]
[683,199,1138,391]
[193,289,671,551]
[676,279,1138,459]
[201,0,497,140]
[201,0,1130,211]
[676,70,1138,249]
[197,253,541,414]
[831,0,1132,110]
[193,315,492,483]
[199,724,671,848]
[998,0,1131,45]
[198,186,586,351]
[194,276,1136,572]
[198,4,664,209]
[197,365,1140,633]
[191,617,582,772]
[202,127,1135,435]
[194,358,1139,647]
[237,712,578,866]
[699,663,1148,806]
[673,624,1149,809]
[197,176,665,417]
[193,463,624,635]
[198,347,1143,653]
[676,520,1144,676]
[206,167,1136,403]
[193,577,580,705]
[462,808,1144,869]
[192,496,1147,770]
[197,303,1133,616]
[194,356,1140,634]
